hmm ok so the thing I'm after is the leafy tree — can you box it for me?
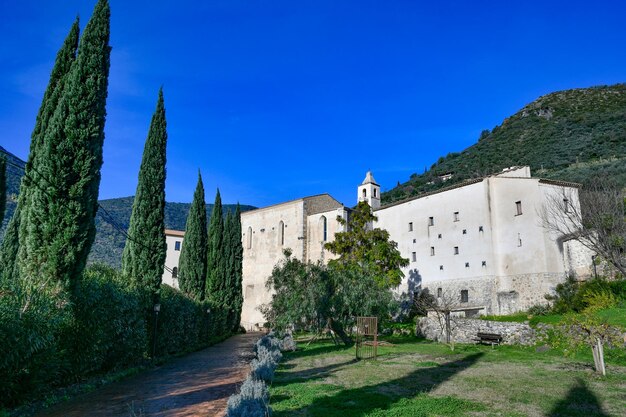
[324,201,409,288]
[121,88,167,305]
[178,172,208,300]
[261,250,394,346]
[17,2,109,296]
[0,19,80,288]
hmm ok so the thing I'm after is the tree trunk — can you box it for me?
[328,318,353,346]
[592,338,606,376]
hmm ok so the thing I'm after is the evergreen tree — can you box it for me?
[121,88,167,304]
[206,189,227,306]
[0,156,5,224]
[0,19,80,287]
[178,171,208,300]
[229,204,244,331]
[18,3,109,294]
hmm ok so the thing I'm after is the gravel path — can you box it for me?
[35,332,260,417]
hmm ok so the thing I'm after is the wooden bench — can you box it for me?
[474,332,503,346]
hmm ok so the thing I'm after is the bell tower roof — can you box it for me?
[361,171,379,186]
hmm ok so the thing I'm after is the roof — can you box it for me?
[361,171,379,186]
[241,193,344,216]
[165,229,185,237]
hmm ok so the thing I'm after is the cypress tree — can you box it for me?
[230,204,244,331]
[223,211,235,326]
[206,190,227,314]
[0,156,5,224]
[121,89,167,304]
[178,171,208,300]
[19,5,109,294]
[0,19,80,287]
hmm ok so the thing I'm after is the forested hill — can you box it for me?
[383,83,626,204]
[0,146,255,268]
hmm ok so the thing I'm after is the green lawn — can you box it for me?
[270,337,626,416]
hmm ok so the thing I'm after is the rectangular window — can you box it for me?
[461,290,469,303]
[516,201,523,216]
[175,241,181,251]
[428,216,434,226]
[453,211,459,222]
[465,262,470,268]
[437,288,442,298]
[412,252,417,262]
[439,265,444,271]
[482,260,487,267]
[454,246,459,255]
[430,246,435,256]
[462,229,467,235]
[412,238,416,243]
[564,198,569,213]
[479,226,484,232]
[408,222,413,232]
[438,233,442,239]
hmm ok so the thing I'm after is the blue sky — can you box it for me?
[1,1,625,207]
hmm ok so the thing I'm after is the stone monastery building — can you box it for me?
[164,166,592,330]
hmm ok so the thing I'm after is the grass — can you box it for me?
[270,336,626,416]
[480,306,626,329]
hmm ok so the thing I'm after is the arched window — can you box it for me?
[362,188,367,198]
[278,221,285,246]
[247,226,252,249]
[320,216,328,242]
[172,266,178,279]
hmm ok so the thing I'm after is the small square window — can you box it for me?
[453,211,460,222]
[412,252,417,262]
[482,260,487,267]
[454,246,459,255]
[479,226,484,232]
[175,241,181,251]
[437,288,442,298]
[408,222,413,232]
[428,216,434,226]
[430,247,435,256]
[515,201,523,216]
[462,229,467,235]
[412,238,416,243]
[438,233,442,239]
[439,265,444,271]
[465,262,470,268]
[461,290,469,303]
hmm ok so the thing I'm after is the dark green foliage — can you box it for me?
[0,210,20,285]
[547,276,626,314]
[385,84,626,204]
[324,201,409,288]
[178,172,208,300]
[226,204,244,331]
[261,251,395,345]
[18,1,110,295]
[0,156,6,224]
[206,190,227,301]
[121,89,167,302]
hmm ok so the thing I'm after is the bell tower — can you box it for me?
[357,171,380,209]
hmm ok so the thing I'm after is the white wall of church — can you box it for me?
[162,231,184,288]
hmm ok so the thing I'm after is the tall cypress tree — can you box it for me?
[121,89,167,304]
[206,189,227,307]
[0,156,5,225]
[178,171,208,300]
[0,19,80,288]
[230,204,244,331]
[223,211,235,326]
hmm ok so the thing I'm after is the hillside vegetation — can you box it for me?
[0,147,254,268]
[383,83,626,204]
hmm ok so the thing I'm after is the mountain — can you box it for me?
[383,83,626,204]
[0,147,255,268]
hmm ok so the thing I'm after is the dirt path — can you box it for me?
[35,332,260,417]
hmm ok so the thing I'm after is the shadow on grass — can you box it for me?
[274,358,358,387]
[273,352,484,417]
[285,342,352,360]
[548,378,610,417]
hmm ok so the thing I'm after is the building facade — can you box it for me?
[162,229,185,288]
[238,167,592,329]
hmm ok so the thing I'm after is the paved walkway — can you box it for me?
[36,332,260,417]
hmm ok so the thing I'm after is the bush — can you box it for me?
[226,376,271,417]
[527,304,551,316]
[280,333,297,352]
[250,358,275,382]
[256,345,282,366]
[548,276,625,314]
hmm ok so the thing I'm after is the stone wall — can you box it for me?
[417,316,539,345]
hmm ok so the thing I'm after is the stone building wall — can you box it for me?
[417,316,539,345]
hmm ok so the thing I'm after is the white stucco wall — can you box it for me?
[162,232,184,288]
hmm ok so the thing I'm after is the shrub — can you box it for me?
[257,345,282,366]
[226,376,271,417]
[250,358,275,383]
[280,333,297,352]
[527,304,551,316]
